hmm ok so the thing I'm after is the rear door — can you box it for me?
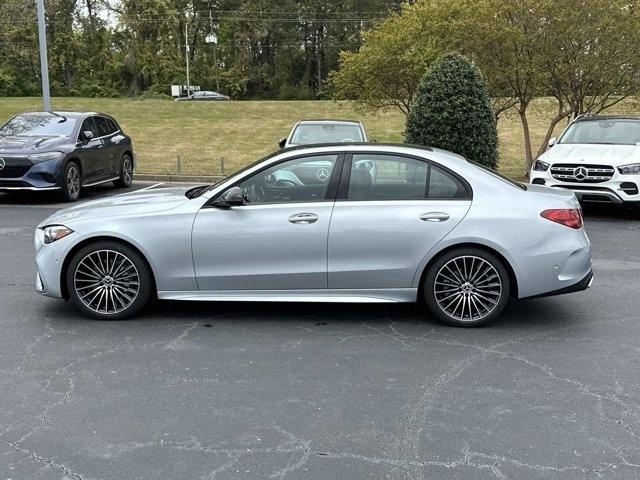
[328,152,472,289]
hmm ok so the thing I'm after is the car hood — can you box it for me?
[39,185,193,227]
[539,143,640,166]
[0,135,70,153]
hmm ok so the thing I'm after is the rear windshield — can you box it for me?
[290,124,363,144]
[0,113,77,137]
[469,160,526,190]
[559,119,640,145]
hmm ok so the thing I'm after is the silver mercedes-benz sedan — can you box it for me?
[34,143,592,326]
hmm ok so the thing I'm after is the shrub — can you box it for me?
[405,53,498,169]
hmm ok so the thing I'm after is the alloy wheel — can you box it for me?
[123,157,133,185]
[433,255,502,322]
[73,249,140,315]
[67,165,80,198]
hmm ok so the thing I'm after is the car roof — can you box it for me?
[574,115,640,122]
[18,111,113,119]
[279,142,470,164]
[296,119,362,125]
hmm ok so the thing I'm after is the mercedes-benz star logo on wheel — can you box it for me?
[316,167,330,181]
[0,158,5,171]
[574,166,588,181]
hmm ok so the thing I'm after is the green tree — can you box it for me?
[330,2,441,114]
[405,53,498,169]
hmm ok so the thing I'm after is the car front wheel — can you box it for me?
[60,162,81,202]
[66,241,153,320]
[423,248,510,327]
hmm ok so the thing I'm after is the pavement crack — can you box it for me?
[0,438,84,479]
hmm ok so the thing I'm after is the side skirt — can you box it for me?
[158,288,418,303]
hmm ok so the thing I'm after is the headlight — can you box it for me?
[42,225,74,244]
[618,163,640,175]
[532,160,550,171]
[28,151,64,163]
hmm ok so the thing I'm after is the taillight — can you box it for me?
[540,208,583,229]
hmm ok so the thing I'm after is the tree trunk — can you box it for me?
[535,103,572,160]
[518,106,533,175]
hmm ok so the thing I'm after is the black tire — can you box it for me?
[113,153,133,188]
[66,241,153,320]
[59,161,81,202]
[423,247,510,327]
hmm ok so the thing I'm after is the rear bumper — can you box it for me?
[523,269,593,299]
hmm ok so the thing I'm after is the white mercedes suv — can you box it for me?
[529,115,640,206]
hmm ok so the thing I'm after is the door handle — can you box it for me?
[289,213,318,224]
[419,212,450,222]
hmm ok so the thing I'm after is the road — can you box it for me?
[1,184,639,479]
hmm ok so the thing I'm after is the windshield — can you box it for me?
[0,113,77,137]
[290,123,363,144]
[559,119,640,145]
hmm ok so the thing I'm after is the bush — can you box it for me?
[405,53,498,169]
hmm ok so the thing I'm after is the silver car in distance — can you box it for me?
[34,144,593,327]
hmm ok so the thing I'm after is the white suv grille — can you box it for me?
[550,164,615,183]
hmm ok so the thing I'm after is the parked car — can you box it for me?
[0,111,134,201]
[34,143,592,326]
[530,115,640,206]
[279,119,367,148]
[175,91,231,101]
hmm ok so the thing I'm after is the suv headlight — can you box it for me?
[618,163,640,175]
[28,151,64,163]
[42,225,74,244]
[532,160,550,171]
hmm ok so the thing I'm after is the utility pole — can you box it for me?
[36,0,51,111]
[185,14,191,99]
[206,11,220,92]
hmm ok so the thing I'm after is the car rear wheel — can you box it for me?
[113,154,133,188]
[66,241,153,320]
[423,248,510,327]
[60,162,81,202]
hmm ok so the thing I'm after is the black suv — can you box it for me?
[0,111,134,201]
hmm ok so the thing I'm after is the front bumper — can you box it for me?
[530,169,640,204]
[34,227,74,299]
[0,157,63,191]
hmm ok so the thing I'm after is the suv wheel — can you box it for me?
[60,162,81,202]
[424,248,510,327]
[66,241,153,320]
[113,154,133,188]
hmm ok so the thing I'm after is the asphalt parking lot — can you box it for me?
[0,184,639,480]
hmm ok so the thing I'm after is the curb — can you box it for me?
[134,173,226,183]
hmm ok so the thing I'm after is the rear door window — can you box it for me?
[345,153,471,201]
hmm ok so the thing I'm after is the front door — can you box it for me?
[328,153,472,289]
[192,153,342,290]
[77,117,106,183]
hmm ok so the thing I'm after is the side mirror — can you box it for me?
[212,186,244,208]
[278,137,287,149]
[81,130,94,142]
[548,137,557,148]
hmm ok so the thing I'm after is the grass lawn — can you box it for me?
[0,97,638,180]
